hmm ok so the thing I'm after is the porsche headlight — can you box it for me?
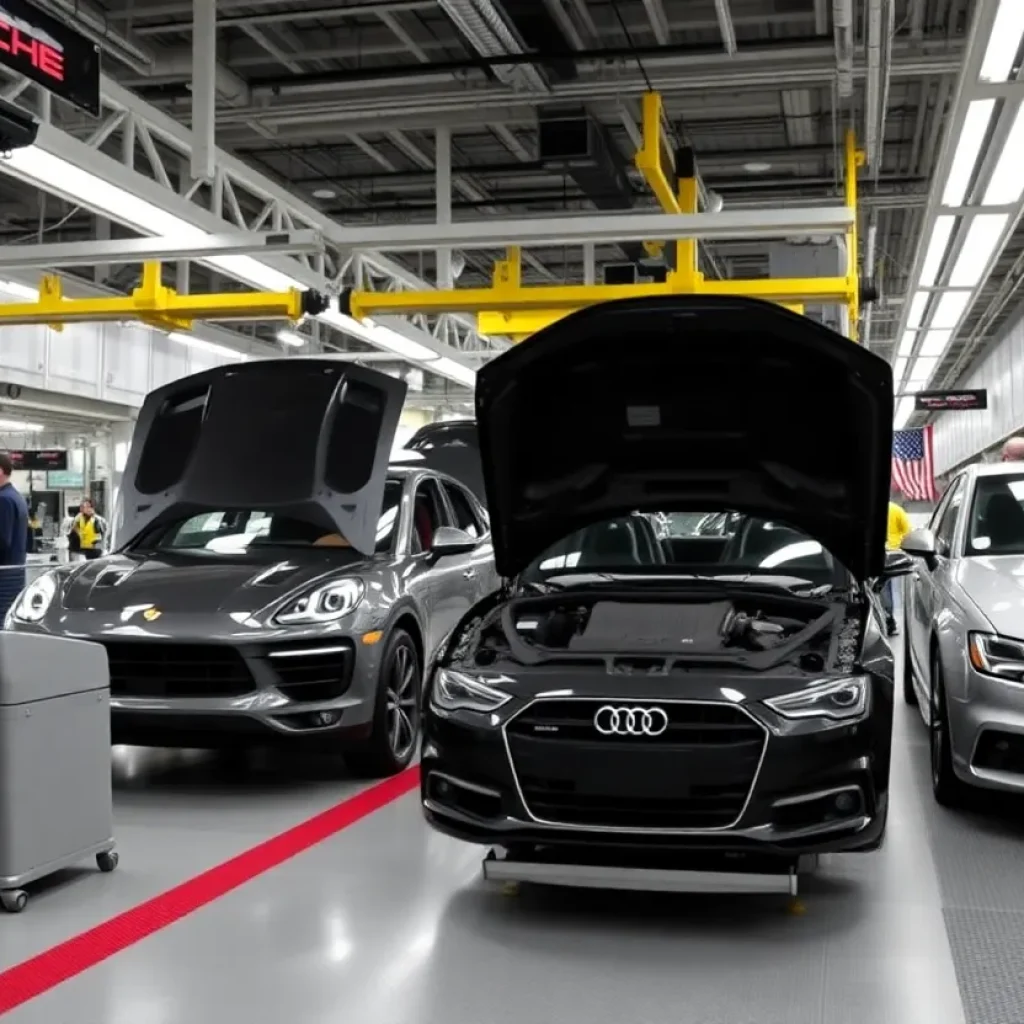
[273,579,364,625]
[764,676,868,722]
[430,668,511,713]
[11,572,57,624]
[968,632,1024,683]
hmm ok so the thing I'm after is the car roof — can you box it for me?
[969,462,1024,479]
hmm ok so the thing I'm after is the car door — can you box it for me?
[414,474,475,649]
[910,475,965,683]
[439,477,499,600]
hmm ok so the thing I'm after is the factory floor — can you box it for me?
[2,652,1023,1024]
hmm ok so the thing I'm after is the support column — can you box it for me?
[191,0,217,183]
[583,243,596,285]
[94,217,111,285]
[436,126,453,289]
[177,157,192,294]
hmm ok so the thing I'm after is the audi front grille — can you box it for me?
[503,698,767,832]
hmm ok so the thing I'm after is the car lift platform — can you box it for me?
[483,847,821,896]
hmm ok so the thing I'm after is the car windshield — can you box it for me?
[522,511,843,586]
[966,474,1024,556]
[142,480,403,555]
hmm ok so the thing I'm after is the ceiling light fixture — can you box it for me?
[742,161,771,173]
[894,396,915,429]
[930,292,973,331]
[905,291,930,329]
[918,329,953,358]
[942,100,996,207]
[918,216,956,287]
[983,101,1024,205]
[979,0,1024,82]
[312,188,337,200]
[0,418,45,431]
[167,331,246,360]
[276,329,307,347]
[948,214,1009,287]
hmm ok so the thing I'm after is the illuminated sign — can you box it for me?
[7,448,68,471]
[0,1,99,115]
[914,389,988,412]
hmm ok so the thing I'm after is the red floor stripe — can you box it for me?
[0,765,420,1016]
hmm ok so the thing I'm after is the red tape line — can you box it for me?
[0,764,420,1015]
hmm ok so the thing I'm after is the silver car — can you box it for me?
[902,462,1024,805]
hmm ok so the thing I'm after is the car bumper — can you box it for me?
[421,695,888,856]
[950,666,1024,793]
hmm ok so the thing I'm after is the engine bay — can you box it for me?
[451,586,863,674]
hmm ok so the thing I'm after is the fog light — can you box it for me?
[835,791,857,813]
[317,710,340,726]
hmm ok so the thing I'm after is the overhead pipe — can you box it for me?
[832,0,854,98]
[865,0,882,167]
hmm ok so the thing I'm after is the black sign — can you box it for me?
[6,449,68,471]
[0,1,100,116]
[915,389,988,412]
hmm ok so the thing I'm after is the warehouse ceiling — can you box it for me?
[0,0,1001,394]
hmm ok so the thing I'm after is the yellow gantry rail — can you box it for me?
[341,91,867,343]
[0,262,322,331]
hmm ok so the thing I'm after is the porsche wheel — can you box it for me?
[346,627,421,778]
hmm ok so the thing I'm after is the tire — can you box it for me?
[903,629,918,706]
[346,628,421,779]
[930,649,968,808]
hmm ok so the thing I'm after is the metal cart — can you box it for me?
[0,630,116,913]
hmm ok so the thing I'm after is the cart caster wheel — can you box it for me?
[1,889,28,913]
[96,851,119,873]
[786,896,806,916]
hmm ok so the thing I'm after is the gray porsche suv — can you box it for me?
[7,359,497,777]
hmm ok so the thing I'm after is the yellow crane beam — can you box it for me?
[339,95,867,343]
[0,262,326,331]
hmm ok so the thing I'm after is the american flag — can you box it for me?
[892,425,938,501]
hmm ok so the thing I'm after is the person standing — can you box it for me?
[884,487,913,636]
[0,452,29,623]
[68,498,107,561]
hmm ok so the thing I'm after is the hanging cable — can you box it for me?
[609,0,653,91]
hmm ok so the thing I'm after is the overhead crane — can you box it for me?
[340,92,872,342]
[0,230,328,332]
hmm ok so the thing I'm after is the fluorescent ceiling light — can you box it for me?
[919,216,956,286]
[0,418,44,431]
[942,100,995,206]
[949,213,1009,287]
[0,279,40,301]
[894,357,907,382]
[2,145,480,389]
[919,329,953,357]
[911,355,939,381]
[930,292,972,330]
[983,102,1024,205]
[168,331,245,360]
[903,379,925,394]
[276,329,307,347]
[429,356,477,388]
[906,291,929,330]
[980,0,1024,82]
[894,396,915,429]
[898,330,917,358]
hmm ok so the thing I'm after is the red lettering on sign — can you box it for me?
[0,22,66,83]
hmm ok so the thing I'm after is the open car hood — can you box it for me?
[116,358,406,556]
[475,296,893,580]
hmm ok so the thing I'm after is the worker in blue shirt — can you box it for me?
[0,452,28,623]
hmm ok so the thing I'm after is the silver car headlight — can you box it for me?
[764,675,869,722]
[430,668,511,713]
[11,572,57,624]
[968,632,1024,682]
[273,579,364,625]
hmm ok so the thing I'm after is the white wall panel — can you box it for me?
[0,326,48,380]
[933,307,1024,474]
[148,330,190,391]
[45,322,102,396]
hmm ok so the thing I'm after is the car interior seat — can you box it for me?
[414,499,434,550]
[579,520,640,566]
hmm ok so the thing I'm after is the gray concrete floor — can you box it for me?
[3,651,1024,1024]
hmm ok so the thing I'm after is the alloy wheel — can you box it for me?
[930,657,946,789]
[385,644,419,760]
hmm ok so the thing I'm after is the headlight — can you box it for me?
[430,668,511,713]
[11,572,57,624]
[968,632,1024,683]
[273,579,364,625]
[764,675,868,722]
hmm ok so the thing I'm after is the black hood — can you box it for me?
[116,359,406,556]
[475,296,893,580]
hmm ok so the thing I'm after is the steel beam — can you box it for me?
[0,231,325,270]
[191,0,217,182]
[339,207,854,252]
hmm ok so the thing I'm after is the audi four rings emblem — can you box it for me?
[593,705,669,737]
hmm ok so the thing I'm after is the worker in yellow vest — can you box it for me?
[68,498,107,561]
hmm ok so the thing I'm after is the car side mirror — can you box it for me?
[902,527,938,571]
[431,526,477,557]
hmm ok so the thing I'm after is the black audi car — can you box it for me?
[421,295,913,859]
